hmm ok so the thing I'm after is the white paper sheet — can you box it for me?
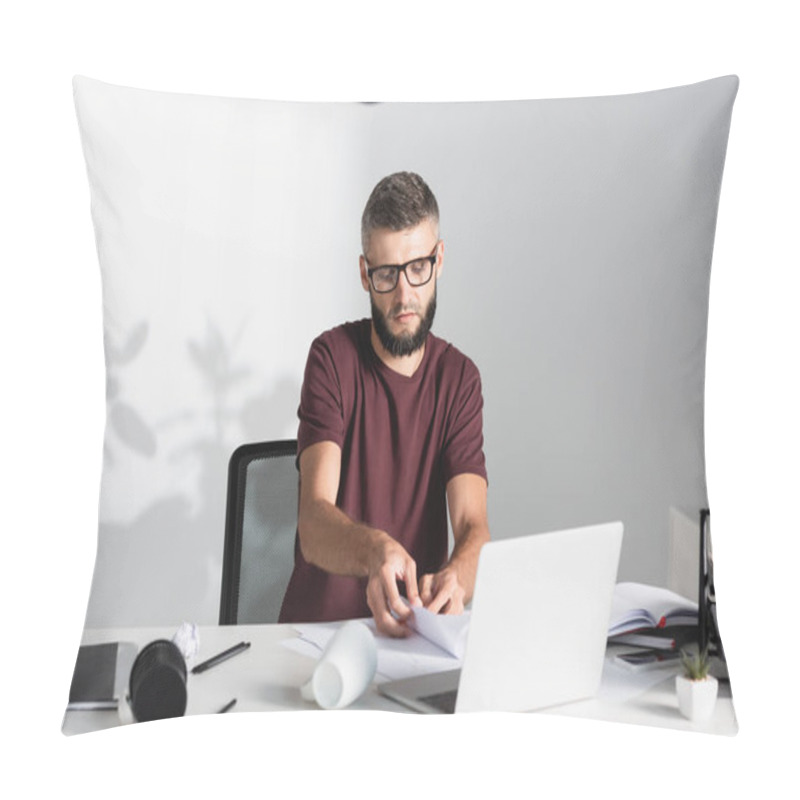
[405,605,470,659]
[284,615,464,681]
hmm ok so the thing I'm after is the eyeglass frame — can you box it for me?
[363,242,440,294]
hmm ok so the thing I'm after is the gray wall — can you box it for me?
[365,91,727,586]
[75,77,736,627]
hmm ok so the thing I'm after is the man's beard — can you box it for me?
[371,285,437,358]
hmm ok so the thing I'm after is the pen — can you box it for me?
[218,698,237,714]
[191,641,251,674]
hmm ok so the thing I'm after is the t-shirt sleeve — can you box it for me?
[441,358,488,485]
[297,335,345,456]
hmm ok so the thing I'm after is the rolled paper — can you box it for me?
[301,620,377,709]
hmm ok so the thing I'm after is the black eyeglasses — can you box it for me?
[365,244,438,294]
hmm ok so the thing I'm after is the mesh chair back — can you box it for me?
[220,440,298,624]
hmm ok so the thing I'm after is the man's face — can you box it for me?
[360,219,443,358]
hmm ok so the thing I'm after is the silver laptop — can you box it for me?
[379,522,623,713]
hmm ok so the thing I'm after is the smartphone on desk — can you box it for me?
[613,649,681,672]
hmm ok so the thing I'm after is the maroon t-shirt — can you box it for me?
[278,319,487,623]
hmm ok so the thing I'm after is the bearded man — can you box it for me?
[279,172,490,637]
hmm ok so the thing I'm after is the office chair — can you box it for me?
[220,440,298,625]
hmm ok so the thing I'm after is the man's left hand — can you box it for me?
[419,567,466,615]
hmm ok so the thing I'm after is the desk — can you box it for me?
[62,624,737,736]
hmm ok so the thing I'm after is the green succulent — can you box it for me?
[680,647,711,680]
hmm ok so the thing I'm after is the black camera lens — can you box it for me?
[129,639,187,722]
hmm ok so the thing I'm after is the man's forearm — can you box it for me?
[446,521,490,604]
[298,497,390,578]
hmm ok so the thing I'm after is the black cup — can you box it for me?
[129,639,187,722]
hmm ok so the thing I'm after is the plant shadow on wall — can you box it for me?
[91,319,300,627]
[104,322,157,463]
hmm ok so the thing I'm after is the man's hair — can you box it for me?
[361,171,439,256]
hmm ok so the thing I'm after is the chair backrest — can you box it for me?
[220,440,298,625]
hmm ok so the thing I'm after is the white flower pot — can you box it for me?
[676,674,719,722]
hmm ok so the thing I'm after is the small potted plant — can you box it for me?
[676,647,718,722]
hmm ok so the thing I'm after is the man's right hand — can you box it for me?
[297,442,423,636]
[366,535,422,638]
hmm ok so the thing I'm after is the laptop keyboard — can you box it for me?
[419,690,457,714]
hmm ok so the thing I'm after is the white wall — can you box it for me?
[78,79,732,627]
[367,95,725,587]
[78,84,371,624]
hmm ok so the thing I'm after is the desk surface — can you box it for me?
[62,624,737,736]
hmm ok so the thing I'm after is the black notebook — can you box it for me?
[68,642,138,710]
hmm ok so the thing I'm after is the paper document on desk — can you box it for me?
[405,605,469,659]
[286,610,470,682]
